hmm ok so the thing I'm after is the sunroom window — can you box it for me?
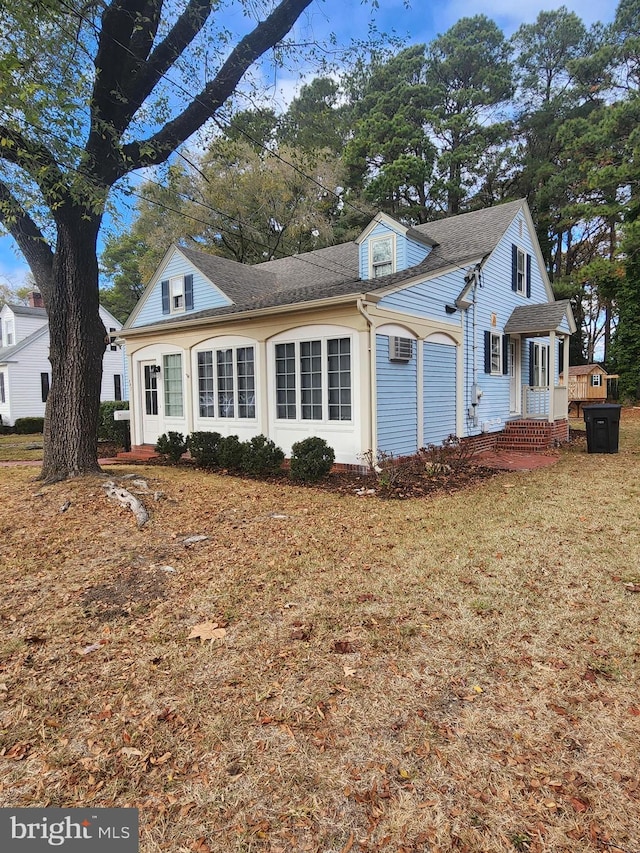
[275,337,351,422]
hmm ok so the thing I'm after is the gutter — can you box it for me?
[357,298,377,458]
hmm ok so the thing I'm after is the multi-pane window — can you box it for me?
[516,249,526,293]
[371,237,393,278]
[591,373,602,387]
[171,278,184,312]
[275,343,296,419]
[197,346,255,419]
[490,333,502,375]
[163,353,183,417]
[532,343,549,387]
[328,338,351,420]
[275,337,351,422]
[144,365,158,415]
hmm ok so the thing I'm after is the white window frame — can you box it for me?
[490,332,502,375]
[516,248,527,294]
[274,335,352,423]
[5,321,13,347]
[163,353,184,417]
[532,342,549,387]
[170,276,185,314]
[369,235,395,279]
[196,345,256,421]
[591,373,602,387]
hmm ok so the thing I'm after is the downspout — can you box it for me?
[357,298,377,456]
[468,264,482,429]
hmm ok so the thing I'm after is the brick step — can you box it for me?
[115,444,159,462]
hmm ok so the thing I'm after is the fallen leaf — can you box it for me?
[569,797,589,813]
[188,622,227,643]
[623,583,640,593]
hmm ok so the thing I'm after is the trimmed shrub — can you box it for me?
[155,431,187,463]
[98,401,130,444]
[188,431,222,468]
[14,417,44,435]
[289,436,335,482]
[242,434,284,476]
[217,434,244,471]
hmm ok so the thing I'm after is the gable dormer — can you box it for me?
[356,213,435,281]
[127,246,233,329]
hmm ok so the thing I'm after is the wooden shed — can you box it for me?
[560,364,619,415]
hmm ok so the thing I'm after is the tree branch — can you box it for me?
[120,0,313,172]
[0,179,54,295]
[0,124,68,211]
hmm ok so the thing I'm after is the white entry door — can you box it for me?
[140,361,160,444]
[509,339,520,414]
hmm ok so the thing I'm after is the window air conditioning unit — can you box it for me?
[389,336,413,362]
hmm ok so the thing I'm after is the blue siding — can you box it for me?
[379,267,464,323]
[131,250,231,328]
[424,342,456,445]
[376,334,418,456]
[463,210,556,436]
[359,222,431,280]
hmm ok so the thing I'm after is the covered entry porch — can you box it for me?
[504,300,576,435]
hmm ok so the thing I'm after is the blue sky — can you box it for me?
[0,0,617,292]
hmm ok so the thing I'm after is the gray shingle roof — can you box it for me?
[132,200,527,329]
[6,303,47,318]
[504,300,573,335]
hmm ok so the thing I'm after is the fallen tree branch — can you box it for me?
[103,480,149,527]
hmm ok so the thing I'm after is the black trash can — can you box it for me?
[582,403,621,453]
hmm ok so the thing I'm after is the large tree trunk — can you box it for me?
[39,211,106,483]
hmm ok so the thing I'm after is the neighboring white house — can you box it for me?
[0,292,127,426]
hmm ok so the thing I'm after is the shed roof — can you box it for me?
[504,300,575,336]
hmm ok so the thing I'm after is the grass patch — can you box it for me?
[0,412,639,851]
[0,432,43,461]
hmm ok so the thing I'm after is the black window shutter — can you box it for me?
[526,254,532,298]
[529,342,535,386]
[484,330,492,374]
[41,372,50,403]
[502,334,510,375]
[511,244,518,292]
[161,280,170,314]
[114,374,122,401]
[184,274,194,310]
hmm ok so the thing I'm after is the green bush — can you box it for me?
[187,431,222,468]
[155,431,187,463]
[289,436,335,482]
[98,401,130,444]
[242,434,284,476]
[14,417,45,434]
[217,434,244,471]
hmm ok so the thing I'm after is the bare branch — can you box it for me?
[120,0,314,172]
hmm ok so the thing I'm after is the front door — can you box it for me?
[140,361,160,444]
[509,339,520,414]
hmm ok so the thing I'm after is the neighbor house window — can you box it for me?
[161,275,194,315]
[5,321,13,347]
[512,245,531,297]
[109,328,118,351]
[275,337,351,421]
[197,346,255,420]
[41,372,50,402]
[370,236,394,278]
[0,372,5,403]
[114,374,122,401]
[163,353,183,417]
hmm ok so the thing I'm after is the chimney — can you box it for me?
[28,291,44,309]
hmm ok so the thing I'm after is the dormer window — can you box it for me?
[511,245,531,297]
[371,236,394,279]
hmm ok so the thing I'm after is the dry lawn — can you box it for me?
[1,413,639,853]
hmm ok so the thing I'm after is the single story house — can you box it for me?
[119,198,575,465]
[0,292,127,426]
